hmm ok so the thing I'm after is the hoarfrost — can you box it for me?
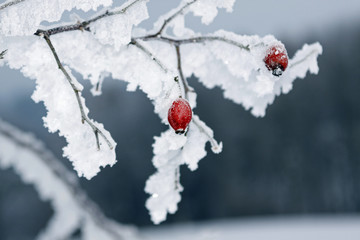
[0,0,322,225]
[5,36,116,179]
[0,0,112,36]
[91,0,149,50]
[140,1,321,223]
[145,115,221,224]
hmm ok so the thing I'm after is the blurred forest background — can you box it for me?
[0,0,360,239]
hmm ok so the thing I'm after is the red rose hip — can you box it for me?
[168,98,192,134]
[264,45,288,76]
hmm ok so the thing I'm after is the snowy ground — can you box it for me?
[140,215,360,240]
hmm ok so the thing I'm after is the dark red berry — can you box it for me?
[264,45,288,76]
[168,98,192,134]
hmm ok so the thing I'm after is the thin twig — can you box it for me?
[130,39,169,73]
[192,117,221,153]
[0,50,7,59]
[173,76,183,98]
[177,36,250,50]
[175,45,193,100]
[150,0,198,37]
[289,50,317,68]
[174,166,181,190]
[0,0,25,11]
[42,34,113,150]
[172,45,222,152]
[136,35,250,51]
[34,0,143,37]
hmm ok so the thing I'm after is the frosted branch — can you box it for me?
[151,0,198,37]
[174,44,220,151]
[130,39,169,73]
[0,0,322,225]
[42,34,113,150]
[34,0,144,37]
[289,49,319,68]
[192,117,222,154]
[135,35,250,51]
[0,120,138,240]
[0,0,25,11]
[175,45,193,100]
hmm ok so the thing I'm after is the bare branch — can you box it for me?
[35,23,90,37]
[175,45,193,100]
[177,36,250,50]
[192,117,222,153]
[0,0,25,11]
[130,39,169,73]
[174,166,181,190]
[34,0,144,37]
[151,0,198,37]
[0,49,7,59]
[136,35,250,51]
[42,34,113,150]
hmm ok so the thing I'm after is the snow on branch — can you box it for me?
[4,35,117,179]
[0,120,139,240]
[0,0,322,224]
[42,34,113,151]
[0,0,114,36]
[0,0,25,11]
[134,0,321,223]
[150,0,198,37]
[33,0,148,51]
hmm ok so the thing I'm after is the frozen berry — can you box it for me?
[168,98,192,134]
[264,45,288,76]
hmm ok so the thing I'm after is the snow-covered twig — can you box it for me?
[130,39,169,73]
[42,34,113,150]
[34,0,144,37]
[138,35,250,51]
[32,0,249,52]
[149,0,198,37]
[175,45,193,100]
[192,117,222,154]
[0,0,25,11]
[289,49,318,68]
[0,0,322,225]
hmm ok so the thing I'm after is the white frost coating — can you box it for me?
[0,120,139,240]
[285,42,323,89]
[180,30,322,117]
[91,0,149,50]
[138,0,321,223]
[190,0,235,25]
[145,115,221,224]
[0,0,113,36]
[0,0,322,225]
[35,28,224,223]
[4,36,116,179]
